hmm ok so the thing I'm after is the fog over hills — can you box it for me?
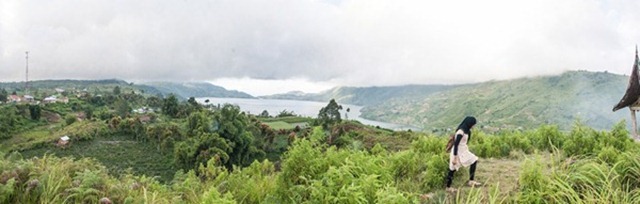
[265,71,631,130]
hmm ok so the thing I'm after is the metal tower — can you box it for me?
[25,51,29,93]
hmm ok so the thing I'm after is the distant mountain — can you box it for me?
[0,79,164,96]
[261,84,459,106]
[264,71,630,131]
[361,71,629,131]
[143,82,254,99]
[0,79,253,100]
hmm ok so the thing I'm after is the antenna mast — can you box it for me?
[25,51,29,94]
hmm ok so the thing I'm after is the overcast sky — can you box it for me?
[1,0,639,95]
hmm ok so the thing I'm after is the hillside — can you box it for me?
[0,79,164,96]
[361,71,629,130]
[0,79,255,100]
[143,82,254,99]
[262,84,458,106]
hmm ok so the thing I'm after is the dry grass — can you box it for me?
[422,153,554,204]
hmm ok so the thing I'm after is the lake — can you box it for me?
[196,97,420,131]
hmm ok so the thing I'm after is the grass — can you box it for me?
[0,124,61,152]
[421,153,552,203]
[20,134,177,183]
[263,121,295,130]
[259,116,314,124]
[1,120,107,152]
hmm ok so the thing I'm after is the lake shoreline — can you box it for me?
[197,97,421,131]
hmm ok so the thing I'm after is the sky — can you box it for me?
[1,0,640,96]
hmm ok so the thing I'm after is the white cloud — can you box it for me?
[1,0,639,91]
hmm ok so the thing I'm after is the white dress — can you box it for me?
[449,129,478,171]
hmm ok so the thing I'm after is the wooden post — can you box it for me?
[631,107,639,140]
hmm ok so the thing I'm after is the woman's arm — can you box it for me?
[453,133,463,156]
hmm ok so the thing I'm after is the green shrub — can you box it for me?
[65,114,77,125]
[517,158,548,203]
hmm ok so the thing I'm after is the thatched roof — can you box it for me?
[613,46,640,112]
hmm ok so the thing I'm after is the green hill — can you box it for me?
[143,82,254,99]
[264,71,630,131]
[361,71,629,130]
[0,79,164,96]
[0,80,254,100]
[261,84,458,106]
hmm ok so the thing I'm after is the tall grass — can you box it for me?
[2,121,640,203]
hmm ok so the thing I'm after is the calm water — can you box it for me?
[196,97,420,131]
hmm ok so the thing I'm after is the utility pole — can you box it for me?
[25,51,29,94]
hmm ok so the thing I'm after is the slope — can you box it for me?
[361,71,629,130]
[144,82,254,99]
[262,84,458,106]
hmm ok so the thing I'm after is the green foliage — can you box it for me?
[29,104,41,120]
[201,188,236,204]
[174,132,232,170]
[259,110,269,117]
[263,121,294,130]
[4,120,108,152]
[65,114,77,125]
[517,158,548,203]
[113,98,131,118]
[146,96,163,109]
[530,124,565,152]
[362,71,629,131]
[162,94,180,118]
[213,104,265,169]
[0,88,8,103]
[317,99,343,128]
[113,86,121,95]
[146,122,183,151]
[4,120,640,203]
[0,106,25,139]
[277,109,296,117]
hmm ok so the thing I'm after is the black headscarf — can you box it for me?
[457,116,477,137]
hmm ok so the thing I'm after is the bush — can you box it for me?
[517,158,548,203]
[65,114,77,125]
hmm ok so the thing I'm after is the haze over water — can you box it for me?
[197,97,420,131]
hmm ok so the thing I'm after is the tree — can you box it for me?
[114,98,131,118]
[28,104,41,120]
[146,96,163,109]
[83,106,94,120]
[213,104,264,169]
[187,97,199,106]
[163,94,179,118]
[187,96,202,113]
[259,110,270,118]
[175,105,265,171]
[317,99,343,128]
[0,88,8,103]
[113,86,121,95]
[0,106,21,139]
[277,109,295,117]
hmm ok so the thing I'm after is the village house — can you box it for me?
[57,135,70,148]
[8,94,21,103]
[133,107,154,114]
[23,95,34,103]
[43,96,57,104]
[43,95,69,104]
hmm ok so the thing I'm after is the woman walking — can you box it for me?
[446,116,481,192]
